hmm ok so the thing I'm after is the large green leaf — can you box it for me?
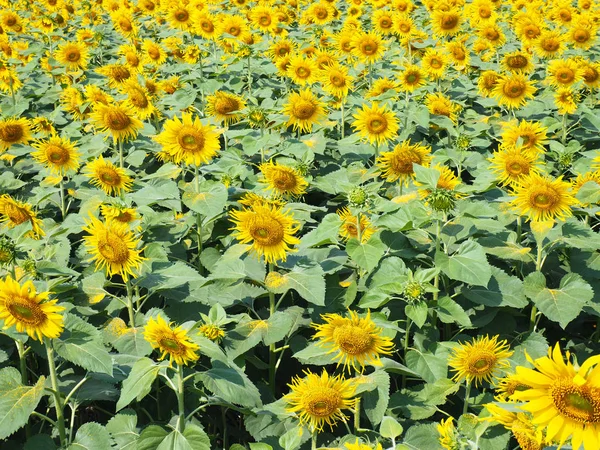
[182,180,228,220]
[346,236,386,273]
[106,409,138,450]
[0,368,46,439]
[66,422,111,450]
[155,424,211,450]
[116,358,164,411]
[524,272,593,329]
[285,265,326,305]
[197,361,262,408]
[405,347,448,384]
[362,370,391,426]
[299,213,342,248]
[436,240,492,287]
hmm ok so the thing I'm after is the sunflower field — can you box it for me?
[1,0,600,449]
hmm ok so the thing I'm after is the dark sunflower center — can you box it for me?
[574,29,590,43]
[508,55,527,68]
[98,233,130,264]
[250,217,285,245]
[47,145,69,164]
[175,9,189,22]
[542,39,559,52]
[4,203,30,225]
[442,14,458,29]
[8,301,44,325]
[333,324,373,355]
[551,379,600,424]
[367,115,387,133]
[0,124,24,142]
[160,337,182,351]
[292,100,316,120]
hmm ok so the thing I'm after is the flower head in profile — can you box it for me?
[437,417,459,450]
[0,276,64,342]
[0,195,45,238]
[448,335,513,387]
[344,438,383,450]
[205,91,246,126]
[283,88,326,133]
[312,310,394,372]
[144,315,200,366]
[377,140,432,185]
[0,117,32,151]
[337,207,376,243]
[284,369,356,432]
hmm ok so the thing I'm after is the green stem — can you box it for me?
[516,216,522,244]
[356,211,363,244]
[118,140,124,169]
[340,100,345,138]
[311,431,317,450]
[194,165,204,274]
[432,219,441,324]
[401,317,411,389]
[561,113,568,145]
[530,241,544,332]
[221,407,228,450]
[45,339,66,447]
[268,263,276,394]
[126,280,135,328]
[16,340,27,385]
[59,178,66,220]
[177,364,186,434]
[354,395,361,433]
[463,381,471,416]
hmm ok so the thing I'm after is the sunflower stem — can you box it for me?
[340,99,345,138]
[354,395,362,433]
[356,211,363,243]
[59,178,66,220]
[126,280,135,328]
[529,240,544,332]
[118,140,124,169]
[462,381,471,415]
[268,263,277,394]
[432,219,441,325]
[16,340,31,438]
[516,216,522,244]
[45,338,67,447]
[561,113,568,145]
[311,431,317,450]
[176,364,186,434]
[401,316,411,389]
[194,165,204,274]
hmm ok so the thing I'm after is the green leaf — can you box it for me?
[362,370,390,426]
[0,368,46,439]
[413,164,440,189]
[285,265,326,305]
[436,240,492,287]
[299,213,342,248]
[293,341,335,365]
[113,328,153,357]
[249,444,273,450]
[182,181,228,220]
[576,181,600,205]
[347,236,386,273]
[106,409,138,450]
[116,358,163,411]
[405,301,428,329]
[380,416,404,439]
[402,423,442,450]
[198,361,262,408]
[524,272,593,329]
[278,426,305,450]
[156,423,211,450]
[24,434,57,450]
[137,426,169,450]
[436,296,471,327]
[406,347,448,384]
[462,267,528,308]
[67,422,111,450]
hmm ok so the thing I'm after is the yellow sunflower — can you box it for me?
[372,10,395,35]
[398,64,427,92]
[259,160,308,198]
[304,2,335,25]
[283,88,326,133]
[82,216,145,281]
[438,417,460,450]
[569,18,597,50]
[0,276,64,342]
[238,192,286,209]
[217,14,251,46]
[198,323,226,342]
[166,4,193,31]
[90,102,143,143]
[421,48,448,80]
[534,29,566,58]
[0,117,32,151]
[100,204,139,225]
[352,102,399,145]
[143,39,167,66]
[0,195,45,238]
[286,54,318,86]
[554,87,579,115]
[491,73,537,110]
[121,81,157,120]
[284,369,356,432]
[500,120,548,156]
[337,207,376,243]
[31,135,80,175]
[546,58,583,88]
[510,172,576,223]
[205,91,246,126]
[484,404,548,450]
[230,203,300,264]
[501,51,534,74]
[430,8,462,36]
[312,310,394,372]
[144,315,199,366]
[511,344,600,450]
[448,335,513,387]
[445,40,470,70]
[96,64,133,89]
[55,41,89,71]
[345,439,383,450]
[377,140,432,184]
[367,78,399,99]
[84,156,133,196]
[320,63,354,98]
[154,113,221,167]
[478,70,501,97]
[425,92,460,123]
[572,172,600,206]
[489,147,541,187]
[351,31,386,64]
[580,60,600,89]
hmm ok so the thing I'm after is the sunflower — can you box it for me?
[337,207,376,243]
[55,41,89,71]
[580,60,600,89]
[344,439,383,450]
[495,373,532,401]
[121,81,156,120]
[85,85,113,107]
[492,73,537,110]
[193,12,218,40]
[421,48,448,80]
[96,64,133,89]
[144,315,199,366]
[425,92,460,123]
[515,16,543,44]
[445,40,470,70]
[478,70,501,97]
[250,5,278,33]
[312,310,394,371]
[569,18,597,50]
[198,323,226,342]
[448,335,513,387]
[85,156,133,195]
[371,10,394,35]
[166,4,193,30]
[320,63,354,98]
[0,117,32,150]
[352,102,399,145]
[501,120,548,156]
[304,2,335,25]
[572,172,600,206]
[431,8,462,36]
[546,58,583,88]
[259,160,308,198]
[554,87,579,115]
[31,135,80,175]
[510,173,576,223]
[534,29,565,58]
[351,31,386,64]
[501,51,534,74]
[112,11,138,38]
[511,344,600,450]
[0,195,45,238]
[217,14,251,46]
[392,13,414,37]
[398,64,427,92]
[31,117,55,135]
[377,140,432,184]
[367,78,399,99]
[100,204,139,225]
[283,88,326,133]
[437,417,460,450]
[478,23,506,47]
[489,147,541,187]
[143,40,167,66]
[269,38,295,60]
[230,203,300,264]
[154,113,220,167]
[238,192,286,209]
[205,91,246,126]
[285,369,356,432]
[83,216,145,281]
[286,54,318,86]
[484,404,547,450]
[0,276,64,342]
[91,102,143,143]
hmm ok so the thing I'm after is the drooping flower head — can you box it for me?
[144,315,200,366]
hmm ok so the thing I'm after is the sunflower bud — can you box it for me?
[0,237,16,266]
[348,186,369,207]
[455,134,471,151]
[557,152,573,171]
[21,258,38,277]
[198,323,226,342]
[426,188,456,213]
[247,108,267,128]
[402,280,427,303]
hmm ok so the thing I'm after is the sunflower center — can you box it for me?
[228,26,240,36]
[441,14,458,29]
[508,55,527,69]
[98,232,130,264]
[333,324,373,355]
[551,379,600,424]
[46,144,70,164]
[7,300,44,325]
[315,7,328,19]
[250,217,285,246]
[111,66,131,82]
[292,99,317,120]
[485,28,500,41]
[330,74,345,87]
[130,89,149,108]
[453,48,465,60]
[574,29,590,43]
[399,22,411,33]
[558,9,571,21]
[584,67,599,83]
[126,53,140,67]
[392,150,421,174]
[175,9,189,22]
[296,66,310,78]
[98,167,121,186]
[304,387,341,417]
[479,6,491,18]
[273,172,298,191]
[5,16,16,26]
[214,96,240,114]
[0,124,24,143]
[507,161,527,175]
[119,18,132,31]
[4,202,30,225]
[345,222,358,236]
[259,15,271,26]
[541,38,559,52]
[557,68,574,83]
[159,337,182,351]
[467,351,496,374]
[66,49,80,62]
[380,18,391,28]
[504,81,526,98]
[406,73,419,83]
[367,115,387,134]
[105,110,131,131]
[430,58,442,69]
[524,26,540,39]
